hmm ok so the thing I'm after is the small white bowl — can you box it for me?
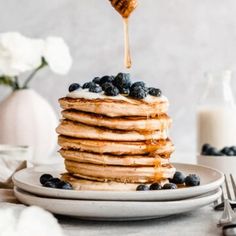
[197,154,236,174]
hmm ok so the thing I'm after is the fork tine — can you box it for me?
[221,186,225,202]
[225,175,232,200]
[230,174,236,200]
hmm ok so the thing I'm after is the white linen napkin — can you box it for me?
[0,203,64,236]
[0,145,32,188]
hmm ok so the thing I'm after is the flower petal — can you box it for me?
[43,37,72,75]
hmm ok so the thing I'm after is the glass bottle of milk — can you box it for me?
[197,70,236,151]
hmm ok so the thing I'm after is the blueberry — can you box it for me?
[68,83,80,92]
[185,174,200,187]
[162,183,177,190]
[129,86,147,99]
[40,174,53,185]
[148,88,162,97]
[101,82,113,91]
[82,82,94,89]
[113,73,131,90]
[104,85,119,96]
[119,87,130,95]
[44,181,58,188]
[201,143,211,155]
[92,77,101,84]
[131,81,146,89]
[89,83,102,93]
[230,146,236,153]
[170,171,185,184]
[50,178,61,184]
[226,150,235,156]
[206,147,219,156]
[58,181,73,190]
[136,184,149,191]
[43,177,61,188]
[221,147,230,155]
[149,183,162,190]
[221,147,235,156]
[99,76,114,85]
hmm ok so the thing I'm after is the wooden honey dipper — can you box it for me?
[108,0,138,68]
[109,0,138,18]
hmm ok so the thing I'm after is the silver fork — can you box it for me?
[214,174,236,211]
[217,174,236,227]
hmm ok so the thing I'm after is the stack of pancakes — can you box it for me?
[56,94,175,191]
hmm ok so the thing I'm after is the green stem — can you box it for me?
[0,76,15,89]
[22,59,47,89]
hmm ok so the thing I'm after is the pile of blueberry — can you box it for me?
[68,72,162,99]
[136,171,200,191]
[40,174,73,190]
[201,144,236,156]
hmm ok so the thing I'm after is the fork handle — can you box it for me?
[223,224,236,236]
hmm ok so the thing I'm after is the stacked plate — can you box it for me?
[13,162,224,221]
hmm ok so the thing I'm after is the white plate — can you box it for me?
[13,163,224,201]
[14,187,222,221]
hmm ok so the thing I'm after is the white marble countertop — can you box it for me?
[58,206,222,236]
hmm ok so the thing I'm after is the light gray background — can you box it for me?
[1,0,236,155]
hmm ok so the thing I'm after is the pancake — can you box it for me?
[56,119,168,141]
[61,109,171,131]
[59,96,169,117]
[60,149,170,166]
[65,160,176,183]
[61,173,168,191]
[58,135,175,155]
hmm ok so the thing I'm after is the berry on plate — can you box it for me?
[149,183,162,190]
[185,174,200,186]
[162,183,177,190]
[136,184,149,191]
[170,171,185,184]
[43,178,60,188]
[39,174,53,185]
[58,181,73,190]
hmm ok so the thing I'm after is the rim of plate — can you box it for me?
[14,186,222,204]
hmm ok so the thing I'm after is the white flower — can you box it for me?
[43,37,72,75]
[0,32,44,76]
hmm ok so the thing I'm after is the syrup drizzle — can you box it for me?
[123,17,132,69]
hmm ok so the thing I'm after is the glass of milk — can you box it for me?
[197,70,236,152]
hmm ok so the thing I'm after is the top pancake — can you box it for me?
[59,95,169,117]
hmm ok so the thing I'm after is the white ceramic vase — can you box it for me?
[0,89,58,164]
